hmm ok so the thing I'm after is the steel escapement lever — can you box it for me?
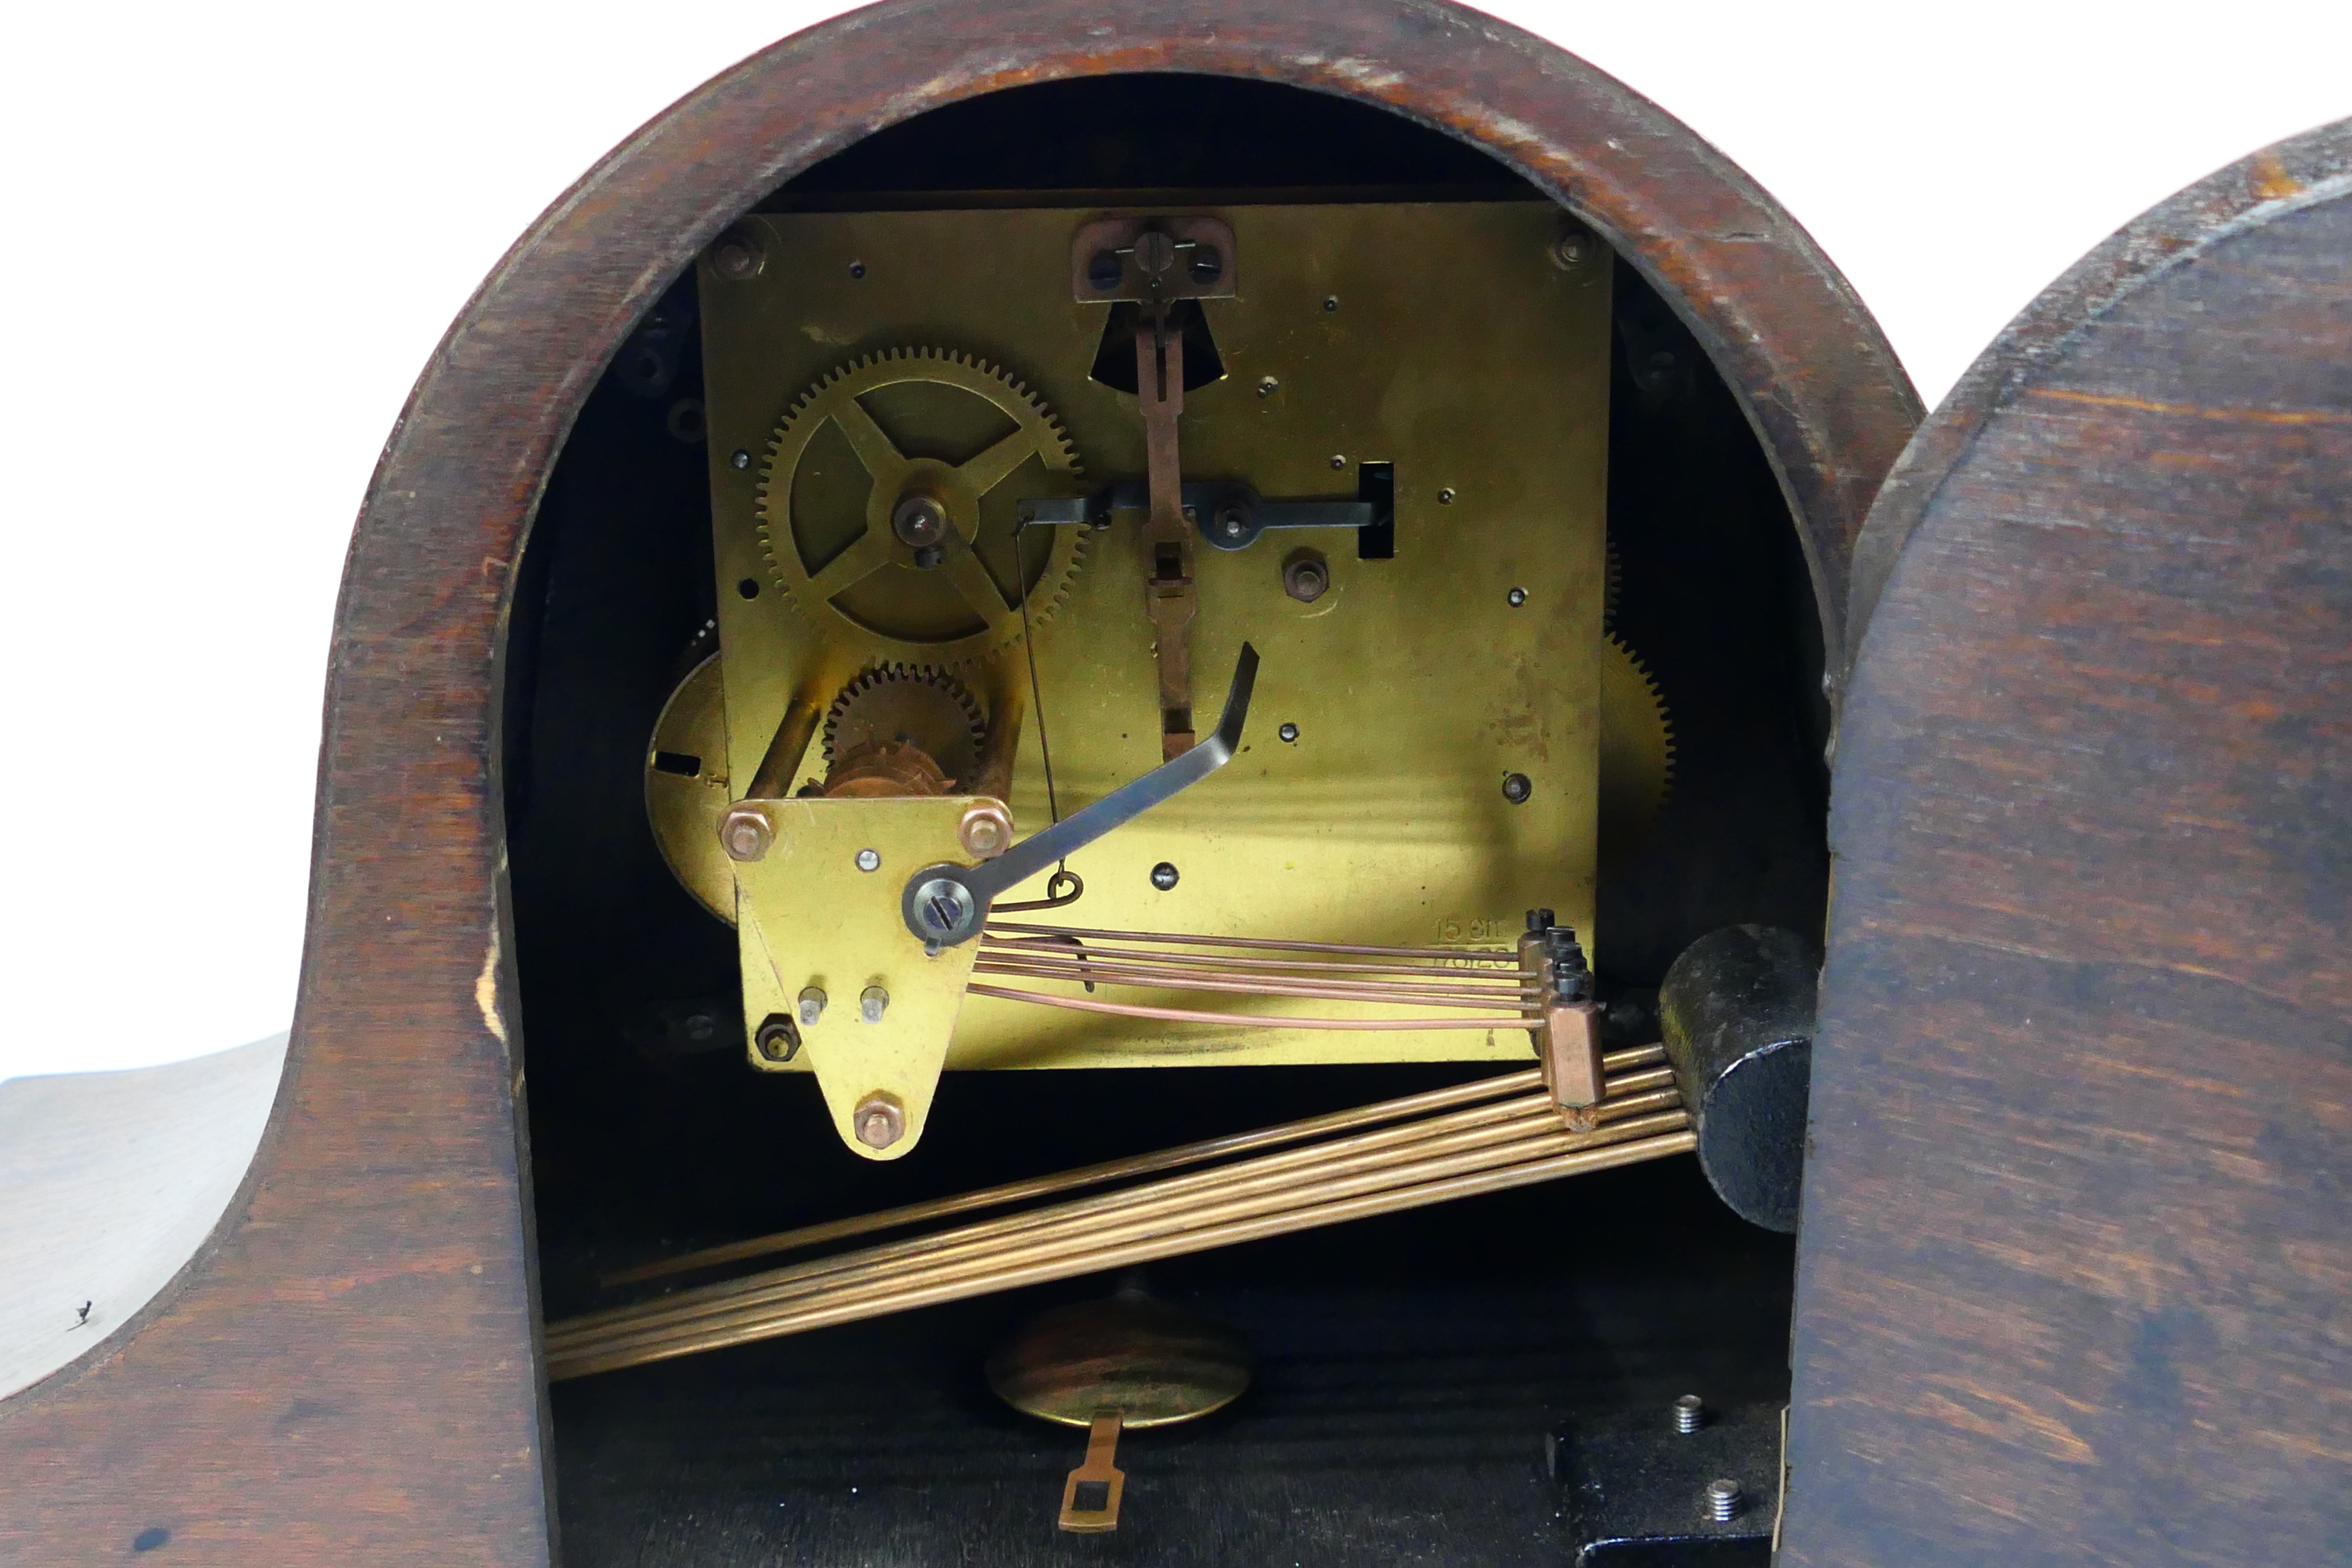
[901,644,1259,945]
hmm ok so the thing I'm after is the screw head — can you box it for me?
[1507,586,1527,607]
[1134,230,1177,277]
[720,805,773,862]
[1256,375,1279,397]
[1149,861,1180,891]
[1704,1478,1743,1522]
[1552,233,1590,270]
[848,260,867,279]
[854,1094,904,1150]
[915,878,973,937]
[754,1013,800,1062]
[1283,557,1330,604]
[1322,295,1339,312]
[855,848,881,872]
[1328,454,1347,471]
[711,227,765,281]
[1278,722,1300,743]
[1438,487,1457,505]
[731,448,751,471]
[1673,1394,1706,1434]
[958,803,1013,858]
[892,493,949,547]
[1501,772,1533,805]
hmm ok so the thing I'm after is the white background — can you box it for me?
[2,1,2346,1082]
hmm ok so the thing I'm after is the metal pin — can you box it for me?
[860,986,889,1024]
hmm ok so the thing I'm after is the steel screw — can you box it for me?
[1323,295,1339,312]
[754,1014,800,1062]
[1278,722,1300,743]
[1674,1394,1705,1434]
[1284,556,1330,603]
[1508,587,1528,607]
[1134,230,1176,278]
[797,986,827,1027]
[855,848,880,872]
[849,260,867,279]
[860,986,889,1024]
[1329,454,1347,470]
[1150,862,1180,891]
[1502,772,1533,805]
[1552,234,1590,270]
[731,449,751,471]
[1705,1479,1743,1523]
[1439,487,1457,505]
[854,1094,904,1150]
[1256,375,1279,397]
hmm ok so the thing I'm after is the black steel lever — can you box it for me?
[901,644,1259,945]
[1020,482,1370,552]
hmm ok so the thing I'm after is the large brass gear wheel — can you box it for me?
[1598,633,1674,851]
[758,347,1087,665]
[823,664,987,788]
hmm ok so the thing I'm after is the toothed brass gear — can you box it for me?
[1598,633,1674,850]
[759,347,1086,665]
[823,664,987,789]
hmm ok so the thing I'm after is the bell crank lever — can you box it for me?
[902,643,1259,946]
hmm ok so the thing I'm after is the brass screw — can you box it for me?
[959,803,1013,859]
[720,805,773,862]
[854,1094,904,1150]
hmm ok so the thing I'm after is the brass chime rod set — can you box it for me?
[545,1043,1689,1381]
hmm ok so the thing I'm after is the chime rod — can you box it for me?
[549,1125,1697,1380]
[983,921,1521,962]
[572,1088,1579,1337]
[977,937,1535,979]
[599,1062,1564,1287]
[971,958,1539,1008]
[966,985,1534,1028]
[558,1099,1579,1359]
[555,1079,1679,1357]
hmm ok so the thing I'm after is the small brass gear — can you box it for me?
[1598,633,1674,849]
[823,664,987,789]
[759,348,1087,665]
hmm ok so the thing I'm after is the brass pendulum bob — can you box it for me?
[984,1287,1252,1534]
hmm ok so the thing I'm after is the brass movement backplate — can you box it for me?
[693,200,1612,1073]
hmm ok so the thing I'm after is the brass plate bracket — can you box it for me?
[733,796,988,1158]
[1069,215,1238,304]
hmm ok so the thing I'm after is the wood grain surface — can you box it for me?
[0,3,1915,1561]
[1789,120,2352,1565]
